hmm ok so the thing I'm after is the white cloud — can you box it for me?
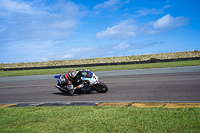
[93,0,130,11]
[114,42,130,50]
[135,8,163,16]
[41,47,95,61]
[149,14,189,34]
[96,19,138,39]
[153,14,173,29]
[63,54,74,59]
[153,14,189,29]
[96,14,189,39]
[163,5,171,9]
[0,0,38,14]
[133,5,173,17]
[0,0,87,42]
[93,0,120,10]
[0,0,88,62]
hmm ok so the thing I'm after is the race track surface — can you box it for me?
[0,66,200,103]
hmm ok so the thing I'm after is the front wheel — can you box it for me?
[96,82,108,93]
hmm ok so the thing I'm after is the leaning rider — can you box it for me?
[64,70,84,95]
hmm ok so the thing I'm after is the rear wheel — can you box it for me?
[96,82,108,93]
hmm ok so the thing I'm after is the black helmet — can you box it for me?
[68,70,77,78]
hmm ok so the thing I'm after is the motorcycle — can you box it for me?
[54,70,108,95]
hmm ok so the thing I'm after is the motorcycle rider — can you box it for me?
[64,70,84,95]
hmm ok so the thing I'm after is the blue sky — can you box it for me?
[0,0,200,63]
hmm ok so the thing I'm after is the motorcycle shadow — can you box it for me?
[52,91,99,96]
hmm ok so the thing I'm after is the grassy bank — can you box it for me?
[0,60,200,77]
[1,51,200,69]
[0,106,199,133]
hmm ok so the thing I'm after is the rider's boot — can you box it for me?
[72,84,84,95]
[69,89,75,96]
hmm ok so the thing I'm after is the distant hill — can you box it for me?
[1,51,200,69]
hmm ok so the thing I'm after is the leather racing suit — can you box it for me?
[64,70,84,95]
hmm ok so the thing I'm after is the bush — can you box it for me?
[150,58,159,61]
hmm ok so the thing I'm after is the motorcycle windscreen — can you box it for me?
[85,71,93,78]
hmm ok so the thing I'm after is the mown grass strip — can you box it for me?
[0,106,199,133]
[0,60,200,77]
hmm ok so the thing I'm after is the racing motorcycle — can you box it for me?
[54,70,108,95]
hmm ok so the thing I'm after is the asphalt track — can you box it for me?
[0,66,200,104]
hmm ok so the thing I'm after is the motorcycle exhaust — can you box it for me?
[55,85,69,92]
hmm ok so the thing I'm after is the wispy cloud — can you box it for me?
[94,0,120,10]
[0,0,88,62]
[134,8,163,16]
[96,19,138,39]
[41,47,95,61]
[132,5,172,17]
[0,0,38,14]
[114,42,130,50]
[96,14,189,39]
[0,0,87,42]
[0,0,197,63]
[93,0,130,11]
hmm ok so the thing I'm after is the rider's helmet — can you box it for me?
[68,70,77,79]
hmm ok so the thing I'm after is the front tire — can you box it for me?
[96,82,108,93]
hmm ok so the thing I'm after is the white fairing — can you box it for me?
[81,73,99,85]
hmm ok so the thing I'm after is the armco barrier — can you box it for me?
[1,57,200,71]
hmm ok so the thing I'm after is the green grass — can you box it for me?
[0,106,199,133]
[1,60,200,77]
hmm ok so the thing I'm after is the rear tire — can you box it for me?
[96,82,108,93]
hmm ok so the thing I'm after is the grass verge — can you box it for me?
[0,60,200,77]
[0,106,199,133]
